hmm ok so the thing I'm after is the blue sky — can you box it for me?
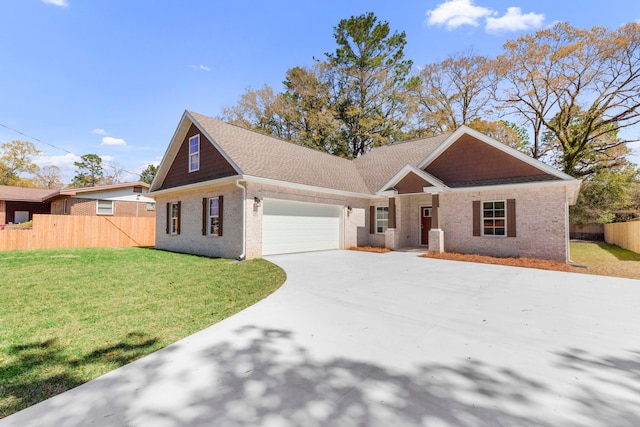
[1,0,639,183]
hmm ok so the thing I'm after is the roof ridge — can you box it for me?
[188,111,354,164]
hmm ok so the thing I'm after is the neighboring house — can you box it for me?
[0,186,56,225]
[45,182,156,217]
[0,182,156,226]
[149,110,581,262]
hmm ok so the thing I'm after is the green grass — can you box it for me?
[0,247,286,418]
[570,241,640,280]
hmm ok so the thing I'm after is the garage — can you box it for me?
[262,199,343,255]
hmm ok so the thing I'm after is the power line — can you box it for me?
[0,122,144,178]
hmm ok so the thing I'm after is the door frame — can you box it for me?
[419,205,432,246]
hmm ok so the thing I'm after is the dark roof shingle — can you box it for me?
[189,111,451,195]
[0,186,57,202]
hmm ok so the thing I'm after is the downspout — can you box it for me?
[235,179,246,261]
[566,192,571,264]
[236,179,247,261]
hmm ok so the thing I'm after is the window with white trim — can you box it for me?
[169,202,180,234]
[208,197,220,236]
[482,201,506,236]
[96,200,114,215]
[376,207,389,234]
[62,199,69,214]
[188,134,200,172]
[146,202,155,211]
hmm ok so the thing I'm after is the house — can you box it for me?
[0,182,156,227]
[45,182,156,218]
[148,111,581,262]
[0,186,56,225]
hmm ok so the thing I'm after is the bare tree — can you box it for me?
[495,22,640,173]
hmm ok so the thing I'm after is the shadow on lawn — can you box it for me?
[595,242,640,261]
[1,332,158,418]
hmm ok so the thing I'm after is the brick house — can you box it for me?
[46,183,156,218]
[148,110,581,262]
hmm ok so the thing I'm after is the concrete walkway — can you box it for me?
[2,250,640,426]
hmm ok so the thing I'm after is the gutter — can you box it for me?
[234,179,246,261]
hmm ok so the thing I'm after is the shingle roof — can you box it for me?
[189,111,371,194]
[188,111,451,195]
[353,134,451,193]
[0,186,57,202]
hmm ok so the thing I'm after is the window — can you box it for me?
[208,198,220,236]
[168,202,180,234]
[133,186,142,194]
[188,134,200,172]
[376,207,389,234]
[62,199,69,214]
[202,196,223,237]
[146,202,156,211]
[482,201,506,236]
[97,200,114,215]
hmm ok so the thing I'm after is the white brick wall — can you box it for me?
[155,180,569,262]
[154,183,244,259]
[155,181,372,260]
[439,185,568,262]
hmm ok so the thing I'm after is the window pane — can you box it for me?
[484,227,494,235]
[494,201,505,209]
[495,228,505,236]
[189,136,199,154]
[495,210,505,218]
[190,153,199,170]
[209,217,219,235]
[97,200,113,215]
[483,202,494,210]
[209,198,219,216]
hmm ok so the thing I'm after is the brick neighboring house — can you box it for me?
[0,186,56,225]
[149,110,582,262]
[45,183,156,217]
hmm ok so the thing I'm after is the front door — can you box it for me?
[420,207,432,245]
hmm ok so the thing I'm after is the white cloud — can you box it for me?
[42,0,69,7]
[189,64,211,71]
[426,0,494,30]
[101,137,127,147]
[486,7,545,33]
[34,152,79,169]
[91,128,107,135]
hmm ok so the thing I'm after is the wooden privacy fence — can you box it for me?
[569,223,605,240]
[0,214,155,251]
[604,220,640,254]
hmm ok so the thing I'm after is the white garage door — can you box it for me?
[262,199,342,255]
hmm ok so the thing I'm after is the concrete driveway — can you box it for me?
[2,250,640,426]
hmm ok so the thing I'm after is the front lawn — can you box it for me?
[0,247,286,418]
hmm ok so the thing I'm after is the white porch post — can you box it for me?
[428,193,445,253]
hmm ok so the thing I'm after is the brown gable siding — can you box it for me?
[425,134,553,186]
[394,172,430,194]
[160,123,237,190]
